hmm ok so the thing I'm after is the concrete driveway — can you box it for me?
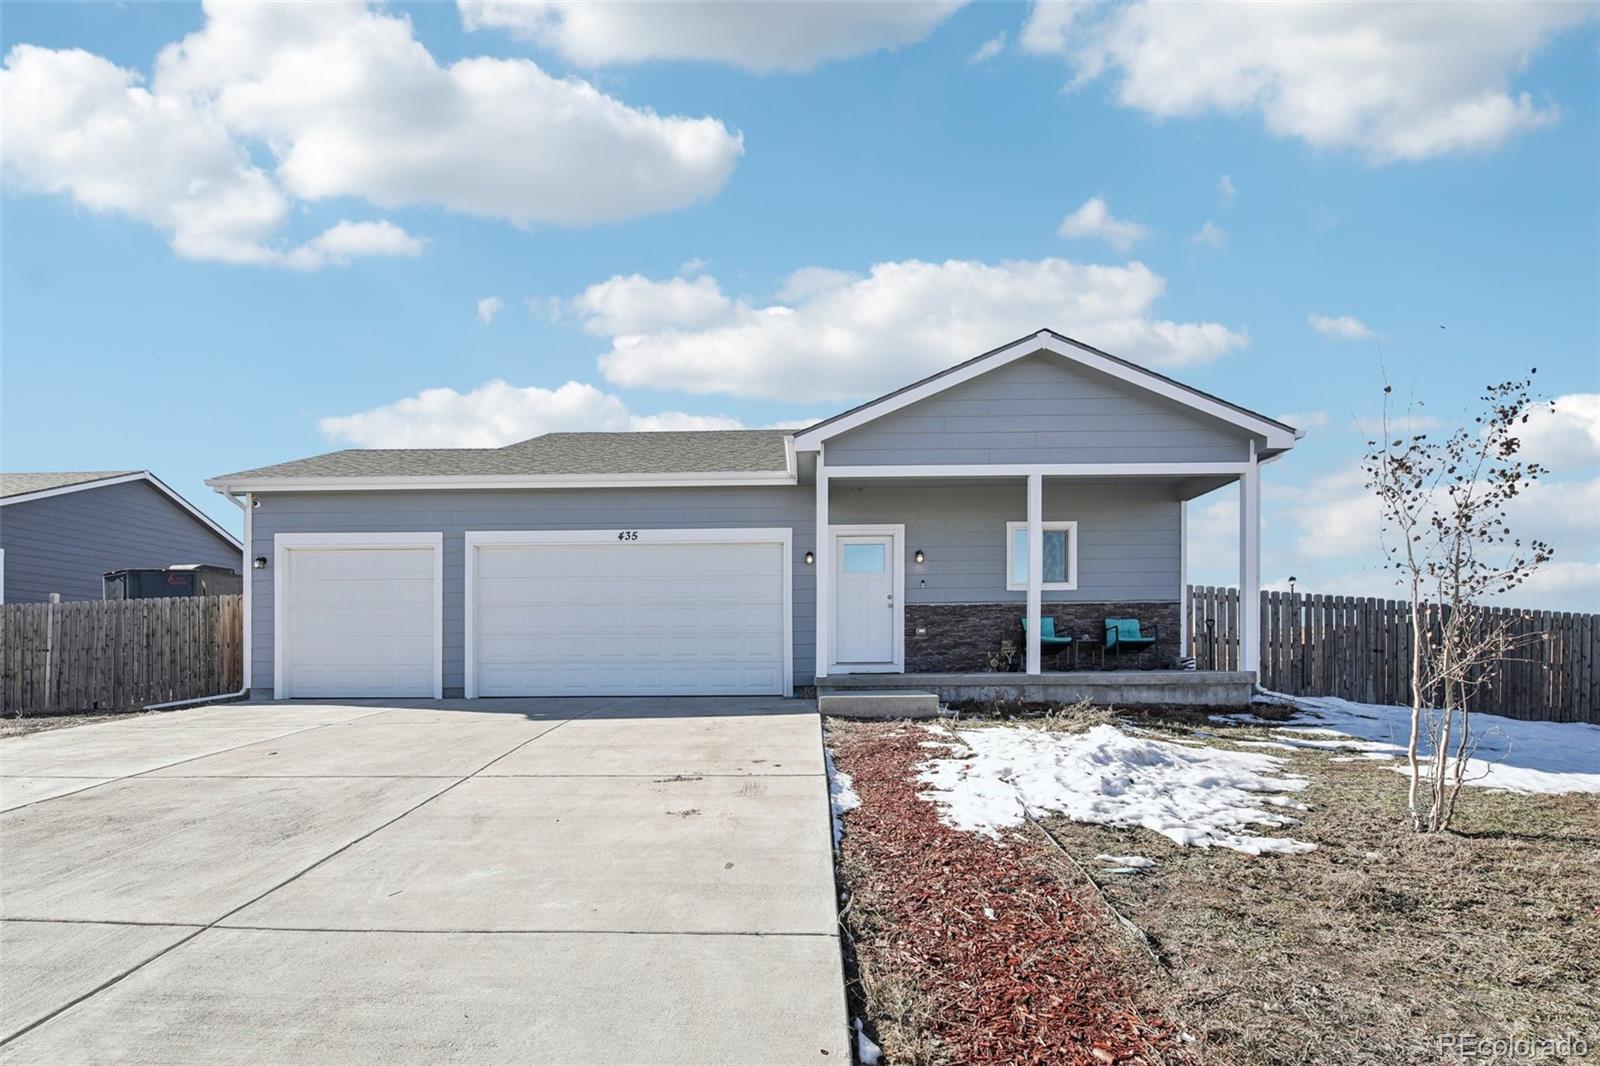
[0,698,847,1064]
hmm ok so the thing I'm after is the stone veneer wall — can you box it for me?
[905,602,1181,672]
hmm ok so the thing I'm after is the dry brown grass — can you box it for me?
[0,711,148,738]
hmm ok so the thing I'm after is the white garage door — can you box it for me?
[468,531,790,697]
[277,535,441,698]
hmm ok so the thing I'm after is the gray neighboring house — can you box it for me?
[0,471,243,604]
[207,330,1300,701]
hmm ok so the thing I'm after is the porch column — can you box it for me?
[1239,446,1261,675]
[815,454,830,680]
[1026,472,1043,675]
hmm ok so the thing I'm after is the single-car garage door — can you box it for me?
[275,533,442,699]
[466,529,791,697]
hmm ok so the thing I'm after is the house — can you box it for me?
[205,330,1299,701]
[0,471,243,604]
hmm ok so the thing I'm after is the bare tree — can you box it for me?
[1363,374,1554,832]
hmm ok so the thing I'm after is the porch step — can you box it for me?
[817,690,941,719]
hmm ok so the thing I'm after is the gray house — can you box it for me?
[0,471,243,603]
[206,330,1299,701]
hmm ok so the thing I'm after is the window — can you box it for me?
[1005,521,1078,591]
[841,542,886,573]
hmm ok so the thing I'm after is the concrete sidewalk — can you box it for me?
[0,698,848,1064]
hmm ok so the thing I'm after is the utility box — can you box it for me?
[103,564,242,600]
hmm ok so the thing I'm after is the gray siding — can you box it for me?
[826,354,1254,466]
[0,480,241,603]
[248,479,1180,695]
[249,487,818,693]
[832,481,1180,604]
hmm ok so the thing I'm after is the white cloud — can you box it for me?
[1308,313,1376,340]
[459,0,965,72]
[575,257,1248,402]
[970,32,1006,64]
[319,379,750,448]
[477,296,504,325]
[1217,174,1237,203]
[1275,411,1329,431]
[1190,220,1227,248]
[1,3,742,266]
[678,257,710,276]
[1020,1,1592,162]
[1056,196,1149,251]
[1519,393,1600,470]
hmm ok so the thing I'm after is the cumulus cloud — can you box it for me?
[970,32,1006,64]
[1217,174,1237,203]
[319,379,752,448]
[570,257,1248,402]
[477,296,504,325]
[459,0,966,72]
[1056,196,1149,251]
[1020,1,1591,162]
[1190,221,1228,248]
[1309,313,1376,340]
[0,2,742,265]
[1519,393,1600,470]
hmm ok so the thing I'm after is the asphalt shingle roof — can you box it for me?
[214,430,792,481]
[0,471,139,499]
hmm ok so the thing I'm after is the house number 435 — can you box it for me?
[616,531,640,541]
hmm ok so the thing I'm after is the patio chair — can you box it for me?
[1104,617,1158,669]
[1020,616,1075,669]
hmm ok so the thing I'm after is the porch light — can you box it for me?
[914,549,925,564]
[804,551,815,566]
[253,556,268,570]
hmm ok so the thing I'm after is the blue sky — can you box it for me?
[4,2,1597,609]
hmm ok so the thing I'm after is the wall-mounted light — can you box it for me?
[804,551,815,566]
[914,549,925,565]
[253,556,268,570]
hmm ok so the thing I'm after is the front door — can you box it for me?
[833,534,898,668]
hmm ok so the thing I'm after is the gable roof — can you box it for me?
[0,470,242,550]
[791,328,1300,454]
[207,430,795,490]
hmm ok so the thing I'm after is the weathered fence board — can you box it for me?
[1187,586,1595,724]
[0,595,242,716]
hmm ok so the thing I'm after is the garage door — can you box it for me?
[467,530,790,697]
[276,534,441,698]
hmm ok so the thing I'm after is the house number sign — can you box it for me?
[616,531,640,541]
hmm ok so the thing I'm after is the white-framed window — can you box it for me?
[1005,521,1078,591]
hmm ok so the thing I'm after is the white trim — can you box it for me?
[207,470,795,494]
[1004,520,1079,592]
[0,546,5,605]
[273,531,444,700]
[463,527,794,699]
[815,452,830,681]
[242,494,253,692]
[1179,499,1189,656]
[793,332,1297,452]
[827,524,905,675]
[1025,474,1043,676]
[825,462,1250,479]
[1239,443,1262,675]
[5,471,242,551]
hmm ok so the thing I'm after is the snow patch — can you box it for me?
[1096,854,1157,870]
[916,723,1316,855]
[854,1018,882,1065]
[825,748,859,850]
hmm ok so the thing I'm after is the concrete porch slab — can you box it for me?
[0,926,848,1065]
[228,773,836,936]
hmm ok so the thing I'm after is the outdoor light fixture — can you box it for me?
[914,549,925,564]
[253,556,268,570]
[1288,575,1297,594]
[804,551,815,566]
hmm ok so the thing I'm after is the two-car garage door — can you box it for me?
[467,532,790,697]
[276,530,791,698]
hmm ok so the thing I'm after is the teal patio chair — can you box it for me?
[1020,616,1076,669]
[1104,617,1158,669]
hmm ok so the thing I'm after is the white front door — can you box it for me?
[832,533,900,669]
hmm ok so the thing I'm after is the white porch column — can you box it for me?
[1239,446,1261,675]
[1179,497,1189,657]
[1025,472,1043,675]
[814,454,830,680]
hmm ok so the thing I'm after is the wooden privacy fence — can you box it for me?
[1186,586,1596,723]
[1,595,242,717]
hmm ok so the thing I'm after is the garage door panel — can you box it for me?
[471,537,787,697]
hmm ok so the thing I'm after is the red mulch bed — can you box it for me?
[832,724,1188,1066]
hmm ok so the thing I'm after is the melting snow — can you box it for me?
[916,724,1316,855]
[825,749,860,849]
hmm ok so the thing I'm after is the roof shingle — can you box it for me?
[0,471,139,499]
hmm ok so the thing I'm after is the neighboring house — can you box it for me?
[206,330,1300,700]
[0,471,243,604]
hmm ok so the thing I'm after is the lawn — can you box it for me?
[828,705,1599,1065]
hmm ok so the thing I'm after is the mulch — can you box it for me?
[832,723,1189,1066]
